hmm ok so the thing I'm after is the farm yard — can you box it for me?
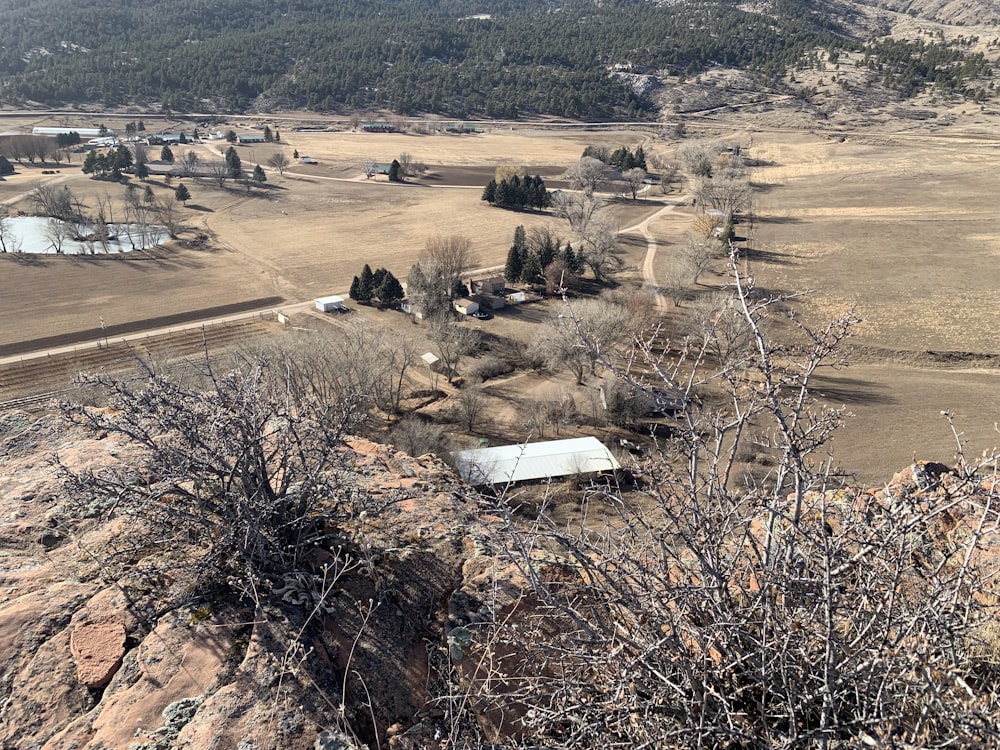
[1,114,999,484]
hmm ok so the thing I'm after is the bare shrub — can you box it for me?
[442,253,1000,747]
[390,415,451,458]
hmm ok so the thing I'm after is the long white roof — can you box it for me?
[451,436,620,486]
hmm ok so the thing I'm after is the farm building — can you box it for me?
[314,295,345,312]
[451,436,621,486]
[471,276,505,296]
[237,134,265,144]
[32,127,104,137]
[362,122,396,133]
[453,298,480,316]
[145,133,185,145]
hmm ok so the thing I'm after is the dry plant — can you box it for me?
[442,250,1000,748]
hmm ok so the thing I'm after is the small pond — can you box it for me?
[0,216,169,255]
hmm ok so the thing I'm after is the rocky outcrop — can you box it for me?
[0,412,497,749]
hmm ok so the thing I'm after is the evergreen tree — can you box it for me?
[357,264,375,302]
[179,131,188,144]
[521,252,543,286]
[161,145,174,163]
[225,130,237,143]
[273,129,281,142]
[349,275,362,301]
[376,271,404,307]
[537,233,558,270]
[505,245,524,283]
[371,267,388,290]
[482,179,497,203]
[225,146,243,179]
[388,159,402,182]
[505,225,527,282]
[562,242,584,273]
[135,161,149,180]
[252,164,266,184]
[112,144,133,172]
[263,126,273,142]
[174,183,191,204]
[634,145,646,169]
[82,150,98,175]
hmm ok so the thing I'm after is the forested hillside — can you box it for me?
[0,0,844,117]
[0,0,991,117]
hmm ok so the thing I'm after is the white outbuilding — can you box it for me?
[450,436,620,486]
[314,295,345,312]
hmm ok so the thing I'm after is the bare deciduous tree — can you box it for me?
[682,233,724,285]
[678,139,721,179]
[154,193,185,238]
[29,181,78,221]
[428,314,481,384]
[0,206,23,253]
[398,152,414,178]
[695,175,752,223]
[267,151,291,176]
[620,167,647,199]
[361,157,377,179]
[579,217,625,283]
[422,234,477,289]
[564,156,610,196]
[208,160,230,187]
[454,383,485,432]
[551,190,605,235]
[178,149,200,178]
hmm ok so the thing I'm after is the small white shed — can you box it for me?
[454,298,480,316]
[314,295,344,312]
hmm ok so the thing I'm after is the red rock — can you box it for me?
[70,615,125,688]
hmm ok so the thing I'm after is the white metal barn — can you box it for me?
[314,295,344,312]
[451,436,620,486]
[32,127,104,137]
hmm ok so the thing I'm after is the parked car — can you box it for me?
[471,310,493,320]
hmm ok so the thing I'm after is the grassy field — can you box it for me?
[2,116,998,484]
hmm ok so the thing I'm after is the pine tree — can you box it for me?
[174,183,191,204]
[161,145,174,163]
[252,164,266,184]
[482,179,497,203]
[376,271,404,307]
[388,159,401,182]
[357,264,374,302]
[225,146,243,179]
[349,275,362,301]
[521,252,542,286]
[505,245,524,283]
[135,161,149,180]
[263,126,273,143]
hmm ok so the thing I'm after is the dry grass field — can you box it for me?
[748,130,1000,480]
[2,113,998,484]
